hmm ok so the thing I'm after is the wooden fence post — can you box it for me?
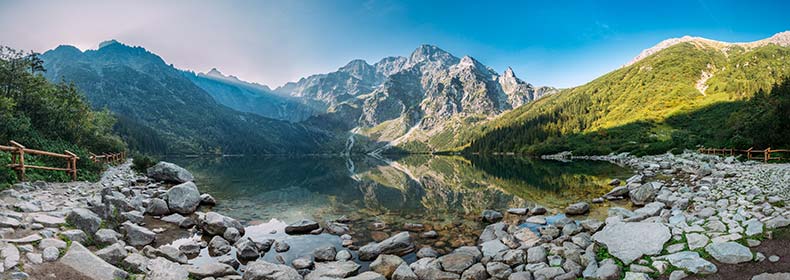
[64,150,78,181]
[765,147,771,163]
[747,147,753,160]
[10,141,25,181]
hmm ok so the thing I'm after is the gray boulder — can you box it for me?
[185,262,238,278]
[392,263,419,280]
[94,243,127,265]
[209,235,232,256]
[565,202,590,215]
[166,182,201,214]
[705,242,753,264]
[146,198,170,216]
[95,229,120,245]
[592,222,670,264]
[243,260,301,280]
[201,211,245,236]
[661,251,717,274]
[438,252,477,274]
[285,219,320,234]
[306,261,361,280]
[146,257,189,280]
[629,183,657,206]
[359,232,415,261]
[60,242,128,280]
[123,221,156,246]
[313,246,337,262]
[66,208,102,235]
[370,254,405,278]
[235,237,260,261]
[482,210,504,223]
[147,162,194,183]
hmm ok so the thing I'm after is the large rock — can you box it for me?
[359,232,415,261]
[66,208,102,235]
[592,222,670,264]
[705,242,753,264]
[438,252,477,274]
[392,263,419,280]
[306,261,361,280]
[59,242,128,280]
[243,260,301,280]
[285,219,320,234]
[629,183,657,206]
[123,221,156,246]
[661,251,717,274]
[94,243,127,265]
[166,182,201,214]
[146,198,170,216]
[185,262,238,278]
[2,244,19,270]
[753,273,790,280]
[565,202,590,215]
[147,162,194,183]
[370,254,405,278]
[209,235,232,256]
[146,257,189,280]
[482,210,503,223]
[235,237,261,261]
[201,211,245,236]
[313,246,337,262]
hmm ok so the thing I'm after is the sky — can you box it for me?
[1,0,789,88]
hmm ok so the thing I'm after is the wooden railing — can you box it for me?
[89,152,126,165]
[698,147,789,163]
[0,140,79,181]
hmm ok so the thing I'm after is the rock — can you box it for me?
[565,202,590,215]
[686,233,709,250]
[752,272,790,280]
[155,245,188,264]
[60,242,128,280]
[768,255,780,262]
[123,221,156,246]
[531,207,547,215]
[146,198,170,216]
[185,262,238,278]
[745,220,764,236]
[166,181,201,214]
[533,266,564,280]
[346,271,387,280]
[370,254,405,278]
[42,246,59,262]
[591,259,621,280]
[66,208,102,235]
[31,214,65,227]
[122,253,150,273]
[235,237,260,260]
[623,272,652,280]
[2,244,20,270]
[592,222,670,264]
[306,261,361,280]
[417,247,439,258]
[508,208,528,215]
[337,249,352,261]
[61,229,87,243]
[95,243,127,265]
[524,216,547,225]
[629,183,657,206]
[285,219,320,234]
[765,217,790,229]
[661,251,717,274]
[486,261,513,279]
[200,193,217,205]
[705,242,753,264]
[527,246,547,264]
[314,246,337,262]
[482,210,504,223]
[147,257,189,280]
[392,263,419,280]
[147,162,194,183]
[209,235,232,256]
[438,252,477,274]
[4,234,42,244]
[274,240,290,252]
[359,232,415,261]
[95,229,120,245]
[669,270,687,280]
[217,254,241,269]
[325,222,351,235]
[37,238,67,249]
[292,257,315,269]
[509,272,533,280]
[201,211,245,236]
[25,252,42,264]
[243,260,301,280]
[122,210,144,224]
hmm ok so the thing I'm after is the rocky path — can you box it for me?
[0,152,786,280]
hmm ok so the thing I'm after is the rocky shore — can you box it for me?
[0,151,786,280]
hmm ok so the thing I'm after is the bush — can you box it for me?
[131,152,157,174]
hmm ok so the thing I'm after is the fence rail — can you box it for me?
[698,147,789,163]
[1,140,125,182]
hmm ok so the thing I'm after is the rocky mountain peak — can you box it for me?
[503,67,516,78]
[408,44,459,67]
[763,31,790,47]
[98,39,122,49]
[206,68,224,78]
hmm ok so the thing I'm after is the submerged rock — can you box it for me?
[358,232,415,261]
[285,219,320,234]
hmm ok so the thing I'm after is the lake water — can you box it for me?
[166,155,633,263]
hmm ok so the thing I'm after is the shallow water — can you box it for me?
[166,155,632,257]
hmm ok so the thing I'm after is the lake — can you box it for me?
[166,155,633,262]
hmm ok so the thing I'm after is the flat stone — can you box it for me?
[565,202,590,215]
[592,222,671,264]
[686,233,709,250]
[31,214,65,227]
[661,251,717,274]
[752,272,790,280]
[508,208,528,215]
[2,244,20,270]
[306,261,361,280]
[524,216,547,225]
[146,257,189,280]
[705,242,753,264]
[4,234,42,244]
[184,262,238,278]
[59,242,128,280]
[285,219,320,234]
[370,254,405,278]
[438,252,476,274]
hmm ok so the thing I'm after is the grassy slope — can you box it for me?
[448,42,790,155]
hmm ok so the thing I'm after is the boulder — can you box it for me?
[147,162,194,183]
[209,235,232,256]
[285,219,320,234]
[592,222,670,264]
[31,214,65,227]
[346,271,386,280]
[166,182,201,214]
[94,243,127,265]
[565,202,590,215]
[122,253,150,273]
[243,260,301,280]
[392,263,418,280]
[235,237,260,260]
[438,252,477,274]
[661,251,717,274]
[60,242,128,280]
[629,183,657,206]
[42,247,59,262]
[306,261,361,280]
[146,257,189,280]
[123,221,156,246]
[95,229,120,245]
[201,211,245,236]
[705,242,753,264]
[313,246,337,262]
[146,198,170,216]
[185,262,238,278]
[482,210,504,223]
[66,208,102,235]
[370,254,405,278]
[359,232,415,261]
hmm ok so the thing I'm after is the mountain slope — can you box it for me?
[461,32,790,155]
[41,40,333,154]
[182,68,314,122]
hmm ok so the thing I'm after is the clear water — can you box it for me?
[166,155,633,257]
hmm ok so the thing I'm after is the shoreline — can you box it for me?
[0,151,786,279]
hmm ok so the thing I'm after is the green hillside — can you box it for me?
[457,42,790,155]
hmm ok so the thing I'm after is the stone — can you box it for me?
[745,219,764,236]
[487,261,513,279]
[438,252,476,274]
[123,221,156,246]
[417,247,439,258]
[306,261,361,280]
[4,234,42,244]
[629,183,657,206]
[661,251,717,274]
[274,240,290,252]
[705,242,753,264]
[292,257,314,269]
[185,262,238,278]
[509,271,533,280]
[224,227,242,243]
[147,257,189,280]
[37,238,67,249]
[2,244,19,270]
[314,246,337,262]
[592,260,621,280]
[768,255,780,262]
[122,253,149,273]
[765,217,790,229]
[235,237,260,260]
[200,193,217,205]
[370,254,405,278]
[623,272,651,280]
[243,260,301,280]
[592,222,670,264]
[147,161,194,183]
[60,242,128,280]
[752,272,790,280]
[61,229,87,243]
[508,208,528,215]
[31,214,65,227]
[669,270,688,280]
[686,233,709,250]
[392,263,419,280]
[42,246,59,262]
[524,216,547,225]
[346,271,387,280]
[359,232,415,261]
[565,202,590,215]
[95,243,128,265]
[122,210,144,224]
[482,210,504,223]
[95,229,120,245]
[166,181,201,214]
[481,239,509,258]
[527,246,547,264]
[155,245,187,264]
[336,249,352,261]
[66,208,102,235]
[0,216,22,228]
[201,211,245,236]
[533,267,564,280]
[25,252,42,264]
[209,235,232,256]
[285,219,320,234]
[146,198,170,216]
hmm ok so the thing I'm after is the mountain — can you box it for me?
[182,68,314,122]
[461,31,790,155]
[278,44,556,153]
[40,40,333,154]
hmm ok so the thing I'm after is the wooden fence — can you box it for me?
[0,140,79,181]
[698,147,788,163]
[0,140,126,182]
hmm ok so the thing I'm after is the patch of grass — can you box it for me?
[771,200,786,208]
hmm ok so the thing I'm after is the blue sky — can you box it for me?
[1,0,789,88]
